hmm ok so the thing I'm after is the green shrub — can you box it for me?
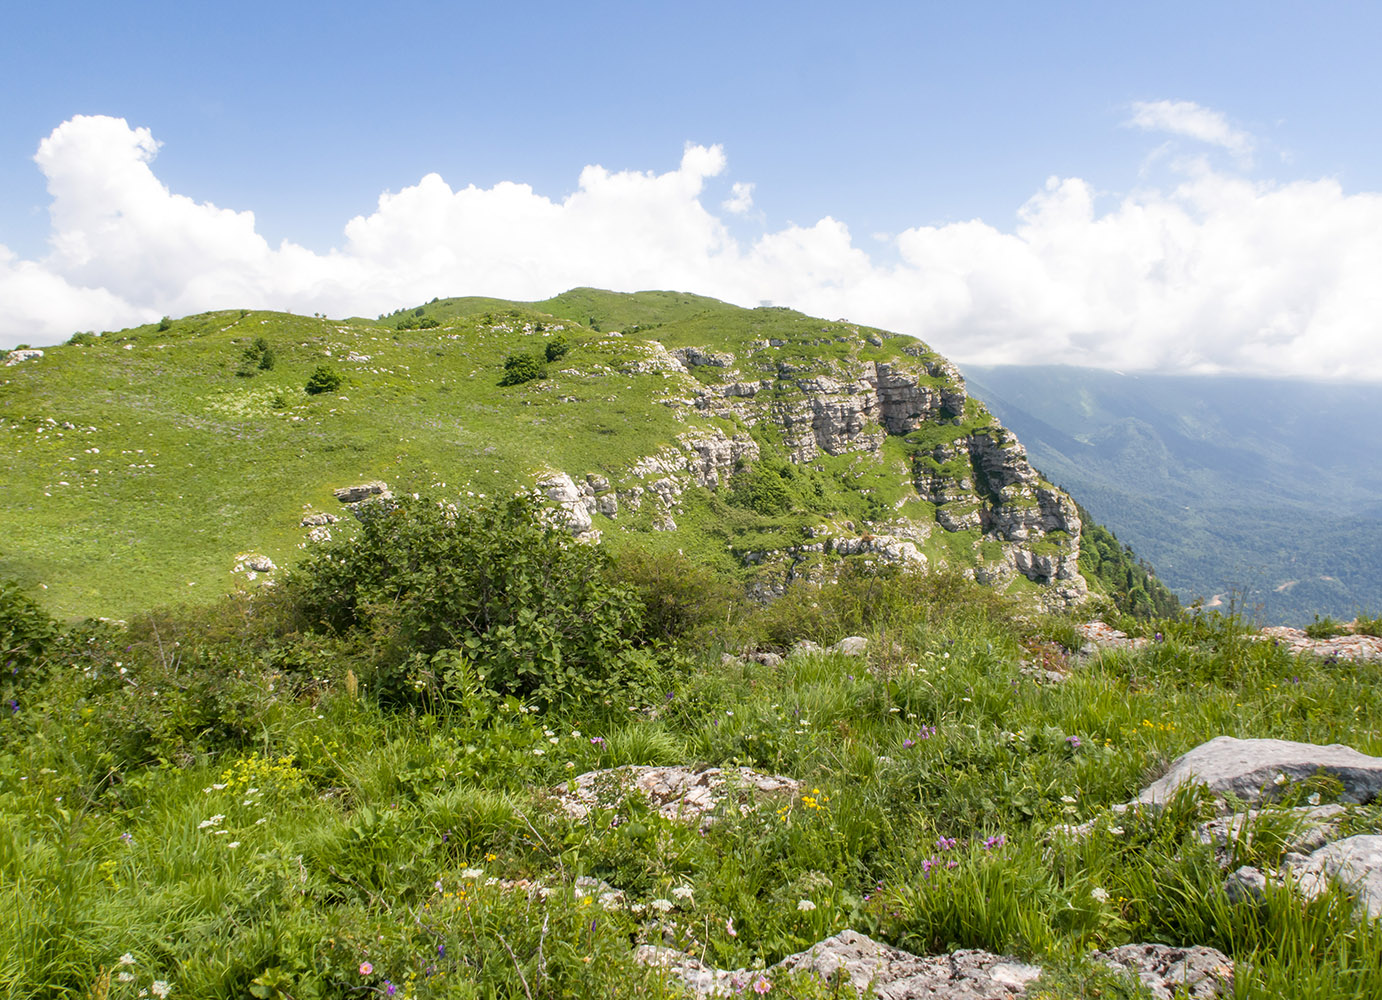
[544,336,570,363]
[304,365,343,395]
[606,547,741,645]
[0,579,61,695]
[283,495,645,705]
[497,353,546,386]
[1305,614,1346,639]
[157,316,172,331]
[1353,612,1381,637]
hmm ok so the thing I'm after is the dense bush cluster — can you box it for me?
[285,495,648,706]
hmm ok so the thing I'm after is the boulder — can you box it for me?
[830,636,869,657]
[636,930,1040,999]
[3,348,44,366]
[1137,737,1382,809]
[1284,834,1382,918]
[233,553,276,574]
[550,765,799,829]
[333,480,391,504]
[1196,804,1349,857]
[1094,944,1233,1000]
[300,512,340,527]
[535,470,594,536]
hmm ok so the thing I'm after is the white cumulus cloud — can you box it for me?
[3,111,1381,381]
[722,181,755,214]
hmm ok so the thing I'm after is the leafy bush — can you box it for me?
[544,336,570,363]
[304,365,343,395]
[1355,613,1382,638]
[1305,614,1346,639]
[729,464,791,515]
[606,547,741,645]
[497,353,546,386]
[395,315,440,330]
[157,316,172,331]
[0,579,61,695]
[284,495,645,705]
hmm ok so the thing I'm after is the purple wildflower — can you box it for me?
[902,739,915,749]
[982,834,1006,850]
[590,736,605,746]
[1066,735,1082,749]
[935,836,957,851]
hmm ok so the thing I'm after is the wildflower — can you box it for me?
[118,972,135,982]
[797,899,816,912]
[672,885,694,900]
[935,836,957,851]
[1061,795,1077,805]
[359,962,374,976]
[590,736,605,746]
[1274,772,1288,786]
[1091,887,1110,902]
[1108,826,1125,836]
[226,841,240,849]
[651,898,674,913]
[461,868,483,879]
[385,982,396,996]
[982,834,1006,850]
[753,975,771,994]
[438,943,446,958]
[725,917,737,937]
[119,953,136,966]
[902,739,915,749]
[150,982,170,999]
[120,832,134,845]
[1066,735,1082,749]
[532,749,545,756]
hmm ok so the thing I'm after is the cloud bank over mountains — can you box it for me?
[3,110,1380,380]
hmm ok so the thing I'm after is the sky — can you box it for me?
[3,1,1382,379]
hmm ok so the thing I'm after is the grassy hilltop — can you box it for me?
[2,291,1379,998]
[1,289,1161,620]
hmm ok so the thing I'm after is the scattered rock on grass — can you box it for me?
[638,930,1231,999]
[1094,943,1233,1000]
[333,480,391,504]
[550,765,800,829]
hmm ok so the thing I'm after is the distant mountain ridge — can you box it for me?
[963,364,1382,624]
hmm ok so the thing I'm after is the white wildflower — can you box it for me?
[671,885,694,900]
[1091,887,1109,902]
[651,898,675,913]
[118,953,136,966]
[797,899,817,912]
[461,868,483,879]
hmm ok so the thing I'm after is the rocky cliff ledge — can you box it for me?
[536,327,1085,605]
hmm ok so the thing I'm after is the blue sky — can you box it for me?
[3,1,1382,378]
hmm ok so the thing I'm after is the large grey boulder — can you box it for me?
[1095,944,1233,1000]
[550,765,799,829]
[1284,834,1382,918]
[1138,737,1382,809]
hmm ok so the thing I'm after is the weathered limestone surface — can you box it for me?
[636,930,1231,999]
[1137,736,1382,809]
[550,765,799,829]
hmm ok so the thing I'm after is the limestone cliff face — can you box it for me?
[536,329,1086,604]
